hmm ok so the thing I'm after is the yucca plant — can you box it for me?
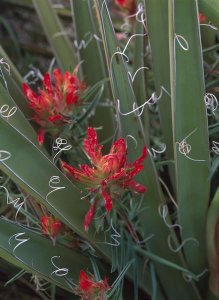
[1,0,219,299]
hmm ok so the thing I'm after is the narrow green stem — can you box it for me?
[135,246,200,281]
[203,43,219,54]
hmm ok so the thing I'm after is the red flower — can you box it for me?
[22,68,85,145]
[62,127,147,231]
[74,270,110,300]
[199,12,207,23]
[41,216,62,238]
[115,0,136,14]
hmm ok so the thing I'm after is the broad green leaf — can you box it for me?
[71,0,114,145]
[206,188,219,299]
[0,45,23,87]
[0,69,32,121]
[133,0,149,143]
[71,0,108,88]
[144,0,175,191]
[32,0,77,72]
[0,217,91,293]
[0,82,38,146]
[169,0,210,280]
[0,46,31,118]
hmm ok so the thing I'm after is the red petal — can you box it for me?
[115,0,136,13]
[126,164,144,179]
[95,278,110,291]
[128,180,146,193]
[104,277,110,287]
[134,146,147,166]
[199,13,206,23]
[51,221,62,237]
[80,165,96,178]
[69,74,78,85]
[41,216,49,225]
[79,270,93,291]
[116,0,127,6]
[53,68,63,87]
[110,138,127,168]
[109,168,125,181]
[78,270,110,296]
[38,91,51,108]
[100,154,120,174]
[22,82,30,97]
[41,216,50,234]
[43,73,53,95]
[66,92,78,105]
[48,114,64,123]
[102,188,113,212]
[41,216,62,238]
[84,202,96,232]
[61,161,80,178]
[110,138,126,154]
[37,128,45,145]
[22,83,38,104]
[84,127,102,164]
[61,161,92,183]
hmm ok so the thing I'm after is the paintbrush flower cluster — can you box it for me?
[23,68,85,145]
[62,127,147,231]
[74,270,110,300]
[41,216,62,239]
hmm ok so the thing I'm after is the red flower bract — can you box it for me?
[199,12,207,23]
[74,270,110,300]
[115,0,136,14]
[61,127,147,231]
[22,68,85,145]
[41,216,62,238]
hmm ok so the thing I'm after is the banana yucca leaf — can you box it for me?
[144,0,174,165]
[71,0,115,145]
[133,0,149,143]
[0,81,38,146]
[0,47,32,118]
[32,0,77,72]
[169,0,209,278]
[207,188,219,300]
[0,217,91,293]
[0,45,23,87]
[144,0,176,193]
